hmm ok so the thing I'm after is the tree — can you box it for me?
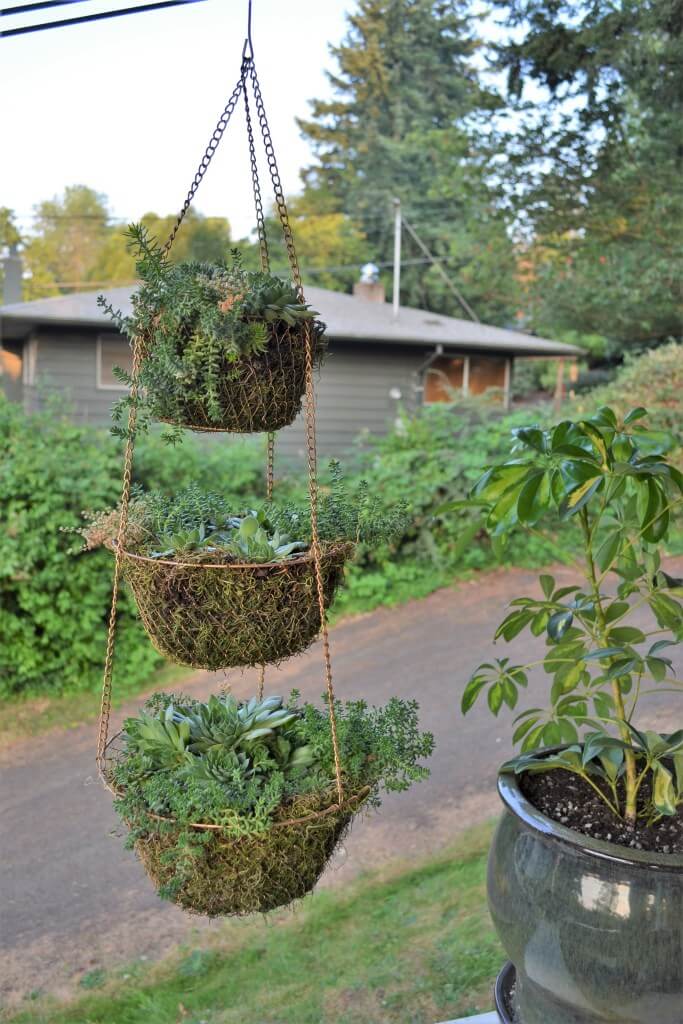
[18,187,233,300]
[490,0,683,348]
[297,0,519,324]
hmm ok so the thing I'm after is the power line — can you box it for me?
[1,0,206,37]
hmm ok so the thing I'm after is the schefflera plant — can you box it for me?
[460,406,683,825]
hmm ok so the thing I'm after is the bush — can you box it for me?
[0,396,159,698]
[577,342,683,441]
[0,399,269,698]
[343,400,565,587]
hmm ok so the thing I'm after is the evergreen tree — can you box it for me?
[298,0,519,325]
[490,0,683,348]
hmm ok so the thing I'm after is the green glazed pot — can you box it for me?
[488,766,683,1024]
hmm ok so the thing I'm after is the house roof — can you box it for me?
[0,284,583,357]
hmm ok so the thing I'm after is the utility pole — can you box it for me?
[392,197,401,320]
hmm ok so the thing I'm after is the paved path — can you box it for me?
[2,563,681,1007]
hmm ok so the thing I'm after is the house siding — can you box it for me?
[23,329,425,457]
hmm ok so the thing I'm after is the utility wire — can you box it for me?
[401,213,480,322]
[1,0,205,37]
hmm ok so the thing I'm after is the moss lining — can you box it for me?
[120,544,351,670]
[131,789,366,916]
[141,320,325,434]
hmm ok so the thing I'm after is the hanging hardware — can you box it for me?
[241,0,253,62]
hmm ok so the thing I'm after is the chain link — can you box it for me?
[163,73,245,255]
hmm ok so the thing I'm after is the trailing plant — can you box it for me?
[112,690,434,901]
[457,406,683,826]
[98,224,323,437]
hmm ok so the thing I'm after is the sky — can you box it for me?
[0,0,352,239]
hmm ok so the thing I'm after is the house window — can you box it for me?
[97,336,132,390]
[424,356,466,402]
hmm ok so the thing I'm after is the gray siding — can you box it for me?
[24,328,124,425]
[23,330,426,457]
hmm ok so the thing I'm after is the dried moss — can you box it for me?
[120,543,351,670]
[131,790,365,916]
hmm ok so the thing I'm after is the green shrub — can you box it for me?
[0,401,270,698]
[577,342,683,441]
[0,396,159,698]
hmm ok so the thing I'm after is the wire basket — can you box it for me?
[102,733,369,917]
[141,320,325,434]
[118,543,352,670]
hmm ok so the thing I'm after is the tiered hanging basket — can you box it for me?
[118,542,351,670]
[96,17,359,918]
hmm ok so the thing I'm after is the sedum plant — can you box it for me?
[98,224,322,437]
[458,407,683,825]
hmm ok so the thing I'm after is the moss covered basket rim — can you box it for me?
[498,754,683,872]
[111,539,354,570]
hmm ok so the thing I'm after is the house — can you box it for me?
[0,276,581,456]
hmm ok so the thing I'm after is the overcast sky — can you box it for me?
[1,0,352,239]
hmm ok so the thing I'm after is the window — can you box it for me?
[97,335,133,390]
[424,356,466,403]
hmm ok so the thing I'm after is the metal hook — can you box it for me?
[241,0,253,62]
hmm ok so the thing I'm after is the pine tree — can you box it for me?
[297,0,519,325]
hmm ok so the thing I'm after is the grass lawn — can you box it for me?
[6,824,501,1024]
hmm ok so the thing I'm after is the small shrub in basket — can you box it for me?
[99,225,324,436]
[79,467,408,670]
[108,689,434,916]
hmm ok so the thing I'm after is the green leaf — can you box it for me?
[495,609,534,642]
[623,407,648,425]
[461,676,487,714]
[653,762,677,816]
[559,475,603,519]
[584,646,626,661]
[595,531,622,574]
[547,609,574,641]
[513,716,539,745]
[488,682,504,716]
[513,426,548,454]
[540,573,555,599]
[603,601,630,624]
[607,626,646,645]
[517,470,551,525]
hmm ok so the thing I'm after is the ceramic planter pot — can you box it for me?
[488,767,683,1023]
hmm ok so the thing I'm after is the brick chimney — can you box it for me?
[353,262,385,303]
[1,245,23,305]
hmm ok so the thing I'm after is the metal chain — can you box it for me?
[243,61,270,272]
[96,339,143,776]
[163,73,245,255]
[249,61,344,807]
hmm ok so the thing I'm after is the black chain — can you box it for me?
[248,62,304,298]
[163,73,245,254]
[242,59,269,272]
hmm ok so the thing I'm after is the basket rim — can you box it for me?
[112,539,353,571]
[99,737,370,832]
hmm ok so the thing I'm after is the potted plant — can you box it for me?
[105,689,434,915]
[99,225,324,436]
[457,406,683,1023]
[79,466,408,670]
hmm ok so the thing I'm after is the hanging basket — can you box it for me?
[117,543,352,670]
[127,788,369,916]
[141,319,326,434]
